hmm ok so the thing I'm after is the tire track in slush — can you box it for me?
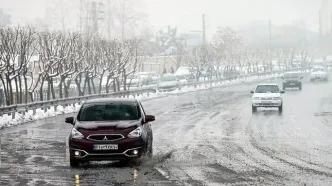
[164,96,285,185]
[246,115,332,178]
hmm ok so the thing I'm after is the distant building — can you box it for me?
[319,0,332,36]
[180,32,202,47]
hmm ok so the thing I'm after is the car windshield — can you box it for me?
[284,73,300,78]
[77,102,141,121]
[161,75,176,82]
[255,85,280,93]
[313,68,325,72]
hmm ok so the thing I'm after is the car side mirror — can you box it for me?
[280,90,285,94]
[65,117,74,125]
[145,115,155,122]
[250,91,254,93]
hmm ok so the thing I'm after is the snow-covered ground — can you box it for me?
[0,72,284,129]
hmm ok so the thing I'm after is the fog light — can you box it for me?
[133,150,138,155]
[74,151,81,156]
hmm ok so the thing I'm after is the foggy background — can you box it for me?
[0,0,322,42]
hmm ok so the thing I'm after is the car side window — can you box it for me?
[275,85,280,91]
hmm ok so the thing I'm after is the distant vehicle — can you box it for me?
[137,72,159,84]
[66,98,155,167]
[312,57,326,67]
[282,72,303,90]
[250,84,284,113]
[310,66,328,81]
[326,56,332,67]
[175,67,195,80]
[126,74,144,87]
[157,73,181,92]
[176,74,188,85]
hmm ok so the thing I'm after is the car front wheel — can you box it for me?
[70,158,80,168]
[278,104,283,113]
[145,136,153,158]
[252,105,257,113]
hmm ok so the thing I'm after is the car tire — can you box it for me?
[145,136,153,158]
[299,84,302,90]
[278,104,283,113]
[70,158,80,168]
[252,105,257,113]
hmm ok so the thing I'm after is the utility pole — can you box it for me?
[268,19,272,71]
[268,19,271,50]
[91,1,98,37]
[202,14,206,46]
[121,0,126,42]
[202,14,207,65]
[85,0,104,39]
[107,0,111,40]
[80,0,83,34]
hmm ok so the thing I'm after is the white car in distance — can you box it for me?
[310,66,328,81]
[157,73,181,92]
[176,74,188,85]
[250,84,284,113]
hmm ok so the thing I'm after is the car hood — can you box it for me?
[311,72,326,75]
[75,120,141,130]
[253,93,281,98]
[284,78,300,81]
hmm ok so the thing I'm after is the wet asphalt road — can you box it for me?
[1,73,332,185]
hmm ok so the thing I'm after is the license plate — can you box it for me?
[262,101,271,103]
[93,144,118,150]
[290,83,295,85]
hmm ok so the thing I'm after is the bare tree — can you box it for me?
[37,31,70,101]
[186,46,211,81]
[18,26,38,103]
[0,27,20,105]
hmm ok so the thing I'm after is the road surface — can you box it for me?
[1,73,332,185]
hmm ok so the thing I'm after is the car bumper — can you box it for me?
[283,82,301,87]
[69,138,145,161]
[252,100,282,107]
[310,75,327,80]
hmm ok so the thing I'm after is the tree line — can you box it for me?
[0,26,312,106]
[0,26,144,106]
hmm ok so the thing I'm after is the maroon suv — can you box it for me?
[65,98,155,167]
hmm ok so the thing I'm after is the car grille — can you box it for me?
[87,134,124,141]
[257,103,280,106]
[261,97,273,100]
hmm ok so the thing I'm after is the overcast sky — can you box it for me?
[0,0,322,35]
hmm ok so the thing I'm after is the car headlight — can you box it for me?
[71,128,84,139]
[253,97,260,100]
[128,126,142,138]
[273,97,281,100]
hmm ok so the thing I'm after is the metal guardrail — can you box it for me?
[0,68,308,119]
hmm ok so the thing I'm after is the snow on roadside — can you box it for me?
[0,72,283,129]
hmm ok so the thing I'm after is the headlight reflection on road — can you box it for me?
[75,174,80,186]
[133,168,138,184]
